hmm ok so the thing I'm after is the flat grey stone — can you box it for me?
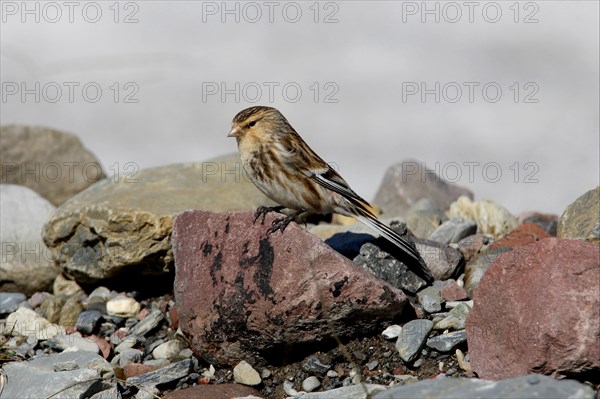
[373,374,595,399]
[128,309,164,337]
[0,293,26,314]
[126,359,193,388]
[417,286,443,313]
[76,310,103,335]
[0,351,115,399]
[429,219,477,244]
[426,330,467,352]
[297,383,387,398]
[395,319,433,362]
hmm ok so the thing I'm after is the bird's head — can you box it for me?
[228,106,290,142]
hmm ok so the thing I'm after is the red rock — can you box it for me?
[162,384,261,399]
[488,223,551,250]
[123,363,158,379]
[169,306,180,330]
[173,210,408,366]
[440,282,468,301]
[88,335,111,359]
[466,238,599,380]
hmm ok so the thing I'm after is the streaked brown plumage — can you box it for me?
[228,106,433,282]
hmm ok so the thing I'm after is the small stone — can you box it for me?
[119,348,143,367]
[178,348,194,358]
[58,295,84,327]
[303,356,332,375]
[106,296,141,318]
[433,303,471,330]
[455,349,471,372]
[233,360,261,386]
[440,281,469,301]
[53,360,79,371]
[76,310,103,335]
[49,332,100,353]
[38,295,64,324]
[463,247,511,297]
[152,340,185,359]
[6,307,62,340]
[405,206,447,238]
[326,370,338,378]
[366,360,379,371]
[260,368,271,379]
[128,309,164,337]
[382,325,403,339]
[448,196,518,240]
[417,286,443,314]
[126,359,193,388]
[456,234,492,262]
[302,376,321,392]
[414,239,465,281]
[0,293,27,314]
[413,358,423,368]
[88,286,113,301]
[396,319,433,362]
[53,274,84,297]
[426,330,467,352]
[557,187,599,243]
[428,219,477,244]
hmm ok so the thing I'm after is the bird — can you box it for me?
[227,106,433,282]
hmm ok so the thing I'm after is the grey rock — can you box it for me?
[428,219,477,244]
[367,360,379,371]
[126,359,193,388]
[89,386,122,399]
[303,356,332,376]
[152,339,185,359]
[6,307,62,340]
[373,374,594,399]
[426,330,467,352]
[0,293,26,314]
[405,205,447,238]
[0,351,115,399]
[0,185,59,295]
[47,332,100,353]
[557,187,600,243]
[395,319,433,362]
[42,154,276,285]
[417,286,443,313]
[414,239,465,281]
[128,309,164,337]
[354,242,427,294]
[373,161,473,219]
[53,360,79,371]
[0,125,105,206]
[76,310,103,335]
[463,247,511,297]
[297,384,387,398]
[119,348,143,367]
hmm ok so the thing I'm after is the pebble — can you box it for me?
[302,356,331,375]
[53,274,84,297]
[0,293,27,314]
[455,349,471,372]
[417,286,443,313]
[152,340,185,359]
[6,307,62,340]
[326,370,338,378]
[53,360,79,371]
[233,360,262,386]
[126,359,193,388]
[426,330,467,352]
[302,376,321,392]
[382,325,402,339]
[76,310,103,335]
[428,219,477,244]
[106,296,141,318]
[128,309,164,337]
[49,332,100,353]
[119,348,143,367]
[433,303,471,330]
[396,319,433,362]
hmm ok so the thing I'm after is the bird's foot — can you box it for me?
[253,206,285,225]
[267,215,296,235]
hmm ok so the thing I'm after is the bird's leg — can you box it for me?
[267,210,306,235]
[253,205,285,224]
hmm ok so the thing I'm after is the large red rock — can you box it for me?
[466,238,599,380]
[172,210,408,366]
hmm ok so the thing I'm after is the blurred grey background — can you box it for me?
[1,1,598,214]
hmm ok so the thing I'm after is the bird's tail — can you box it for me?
[354,210,433,283]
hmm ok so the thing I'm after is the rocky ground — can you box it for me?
[1,125,599,399]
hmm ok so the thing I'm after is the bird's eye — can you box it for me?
[247,121,257,128]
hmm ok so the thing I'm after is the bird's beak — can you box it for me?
[227,126,241,138]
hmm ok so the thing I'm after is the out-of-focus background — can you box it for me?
[1,1,598,214]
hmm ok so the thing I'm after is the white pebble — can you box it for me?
[106,297,140,317]
[152,340,185,359]
[302,376,321,392]
[382,325,403,339]
[233,360,261,386]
